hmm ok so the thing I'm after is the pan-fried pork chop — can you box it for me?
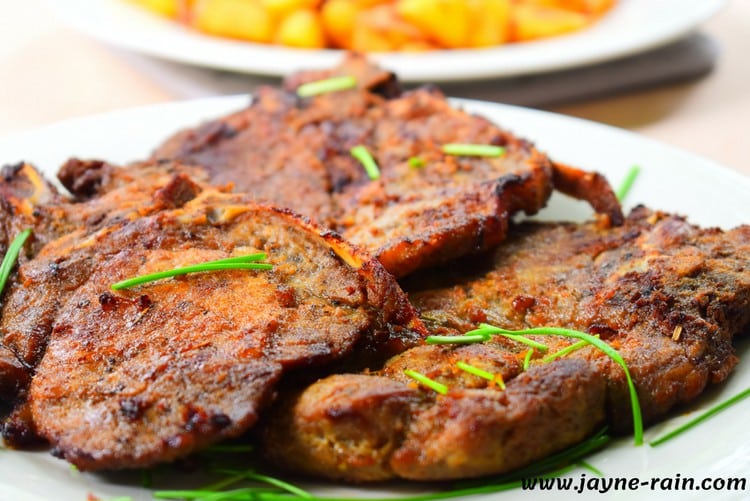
[153,55,622,277]
[261,208,750,481]
[0,162,425,469]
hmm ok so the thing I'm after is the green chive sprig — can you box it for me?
[455,360,505,389]
[442,144,505,158]
[456,361,495,381]
[404,369,448,395]
[425,334,489,345]
[427,323,642,445]
[408,156,426,168]
[650,387,750,446]
[296,76,357,98]
[213,469,313,498]
[542,338,595,364]
[616,165,641,201]
[485,325,643,445]
[350,145,381,180]
[152,429,611,501]
[576,460,604,477]
[111,253,272,291]
[0,228,32,299]
[522,349,534,371]
[463,323,550,351]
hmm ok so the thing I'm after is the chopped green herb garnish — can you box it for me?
[616,165,641,201]
[456,361,494,381]
[428,323,641,444]
[522,349,534,371]
[577,460,604,477]
[408,156,426,168]
[350,145,381,180]
[442,144,505,157]
[296,75,357,98]
[0,228,32,299]
[426,334,489,345]
[455,361,506,390]
[154,488,280,500]
[154,429,611,501]
[111,253,272,291]
[542,338,595,363]
[404,369,448,395]
[482,325,643,445]
[650,387,750,446]
[213,468,313,498]
[426,324,550,351]
[467,323,550,351]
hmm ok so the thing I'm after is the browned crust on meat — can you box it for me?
[262,356,605,482]
[151,55,621,277]
[263,374,422,482]
[1,162,426,469]
[406,207,750,429]
[261,207,750,482]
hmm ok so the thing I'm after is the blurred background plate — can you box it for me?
[52,0,725,82]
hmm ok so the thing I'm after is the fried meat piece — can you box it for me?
[0,161,212,404]
[153,55,622,277]
[0,162,425,469]
[263,356,605,482]
[260,208,750,481]
[406,207,750,430]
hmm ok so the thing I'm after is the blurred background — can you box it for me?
[0,0,747,174]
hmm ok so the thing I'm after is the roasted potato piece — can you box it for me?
[468,0,511,47]
[321,0,358,48]
[262,0,322,21]
[523,0,615,16]
[397,0,471,48]
[129,0,179,18]
[511,3,588,42]
[192,0,274,42]
[132,0,615,50]
[276,8,326,48]
[351,4,424,51]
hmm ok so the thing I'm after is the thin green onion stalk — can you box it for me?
[152,428,611,501]
[455,361,505,389]
[111,253,272,291]
[576,460,604,477]
[350,145,381,180]
[425,323,643,445]
[442,144,505,158]
[296,76,357,98]
[616,165,641,201]
[455,361,494,381]
[522,348,534,371]
[408,156,426,168]
[0,228,32,299]
[650,387,750,446]
[404,369,448,395]
[542,337,595,363]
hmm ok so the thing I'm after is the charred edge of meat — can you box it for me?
[57,158,112,200]
[552,161,624,226]
[283,53,402,99]
[260,357,606,482]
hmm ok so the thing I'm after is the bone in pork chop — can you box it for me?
[153,55,623,277]
[261,208,750,481]
[0,161,425,469]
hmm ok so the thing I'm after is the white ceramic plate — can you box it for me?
[0,97,749,501]
[52,0,726,82]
